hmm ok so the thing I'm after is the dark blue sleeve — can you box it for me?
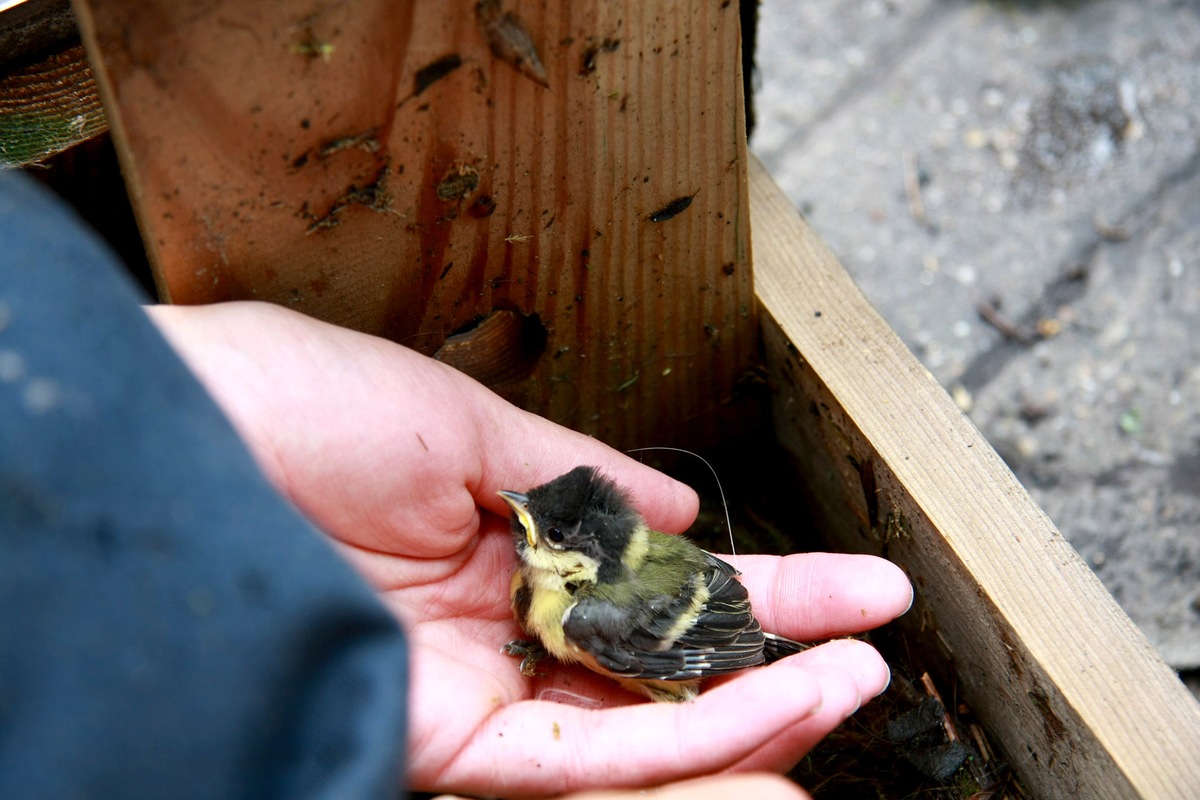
[0,171,408,799]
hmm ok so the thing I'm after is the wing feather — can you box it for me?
[561,549,766,682]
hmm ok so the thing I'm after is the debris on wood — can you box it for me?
[302,161,393,234]
[289,38,335,62]
[288,16,336,64]
[415,54,464,97]
[291,128,381,171]
[468,195,497,218]
[647,191,699,223]
[436,162,481,202]
[476,0,549,88]
[580,37,620,76]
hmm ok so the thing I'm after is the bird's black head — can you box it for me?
[498,466,642,569]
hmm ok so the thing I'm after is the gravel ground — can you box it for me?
[751,0,1200,687]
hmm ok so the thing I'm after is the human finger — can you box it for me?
[726,654,872,774]
[415,656,823,798]
[792,638,892,702]
[728,553,913,640]
[431,774,810,800]
[563,773,811,800]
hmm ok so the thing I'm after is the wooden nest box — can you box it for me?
[63,0,1200,796]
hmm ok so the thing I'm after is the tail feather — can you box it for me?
[762,632,813,662]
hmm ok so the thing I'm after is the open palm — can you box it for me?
[150,302,912,798]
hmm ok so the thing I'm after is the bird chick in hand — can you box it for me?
[498,466,809,702]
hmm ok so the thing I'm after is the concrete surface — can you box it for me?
[751,0,1200,683]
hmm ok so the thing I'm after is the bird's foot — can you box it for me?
[502,639,549,677]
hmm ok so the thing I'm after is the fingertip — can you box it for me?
[731,553,914,641]
[804,662,866,720]
[878,558,915,618]
[834,555,914,626]
[793,639,892,702]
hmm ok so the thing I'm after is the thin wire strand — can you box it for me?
[626,446,735,557]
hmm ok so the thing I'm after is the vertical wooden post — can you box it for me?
[75,0,757,449]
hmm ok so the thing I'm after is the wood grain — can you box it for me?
[74,0,758,450]
[0,42,107,166]
[751,154,1200,799]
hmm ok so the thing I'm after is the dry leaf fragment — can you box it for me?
[437,163,480,202]
[647,191,699,223]
[415,54,464,96]
[476,0,549,88]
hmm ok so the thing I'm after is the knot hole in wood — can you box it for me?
[433,308,547,397]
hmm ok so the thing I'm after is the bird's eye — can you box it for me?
[547,527,565,544]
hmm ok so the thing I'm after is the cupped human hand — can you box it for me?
[149,301,913,798]
[437,773,813,800]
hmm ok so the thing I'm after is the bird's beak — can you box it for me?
[497,490,538,549]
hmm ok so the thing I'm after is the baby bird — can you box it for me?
[498,466,809,702]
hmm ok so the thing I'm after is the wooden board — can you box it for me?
[74,0,759,450]
[0,42,107,167]
[750,155,1200,799]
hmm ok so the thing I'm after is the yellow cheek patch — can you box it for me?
[498,491,539,549]
[515,507,538,548]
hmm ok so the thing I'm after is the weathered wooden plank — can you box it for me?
[74,0,758,449]
[0,42,107,166]
[750,155,1200,799]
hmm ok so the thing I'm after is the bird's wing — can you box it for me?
[561,552,766,682]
